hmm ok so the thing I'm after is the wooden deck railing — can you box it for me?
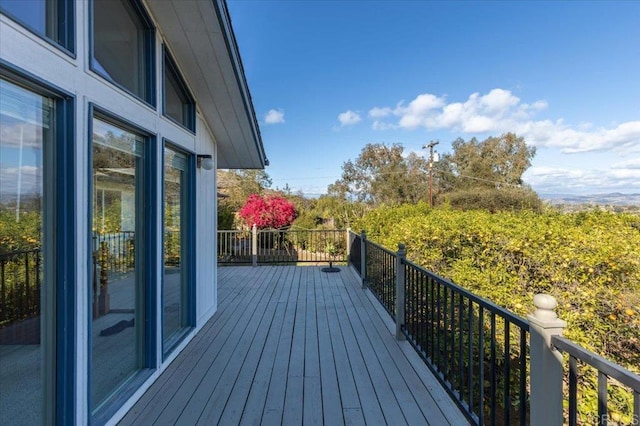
[217,226,348,265]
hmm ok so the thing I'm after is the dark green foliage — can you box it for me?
[441,133,536,190]
[328,133,539,212]
[217,203,235,230]
[442,187,543,212]
[328,143,430,205]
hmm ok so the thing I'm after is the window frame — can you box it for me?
[162,46,196,133]
[87,104,159,423]
[88,0,156,107]
[161,140,196,359]
[0,0,76,55]
[0,59,76,426]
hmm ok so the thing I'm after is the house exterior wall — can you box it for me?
[195,114,218,324]
[0,1,249,424]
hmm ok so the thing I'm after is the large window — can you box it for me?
[162,145,193,355]
[0,0,74,52]
[0,76,62,424]
[163,48,195,131]
[91,0,155,104]
[90,115,151,414]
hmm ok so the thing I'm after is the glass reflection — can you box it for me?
[0,0,59,42]
[93,0,150,101]
[163,147,188,352]
[164,60,191,128]
[91,117,145,411]
[0,78,51,424]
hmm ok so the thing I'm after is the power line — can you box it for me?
[268,167,522,189]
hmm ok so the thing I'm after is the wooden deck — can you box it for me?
[120,265,468,425]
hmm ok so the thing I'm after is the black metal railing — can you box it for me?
[365,239,397,319]
[1,232,139,327]
[403,259,530,425]
[217,229,347,265]
[552,335,640,426]
[349,235,531,425]
[93,232,136,273]
[0,248,41,327]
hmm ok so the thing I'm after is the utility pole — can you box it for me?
[422,141,439,207]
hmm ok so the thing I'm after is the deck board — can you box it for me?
[316,270,345,426]
[238,266,296,425]
[119,265,468,425]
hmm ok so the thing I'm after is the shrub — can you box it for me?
[238,194,297,229]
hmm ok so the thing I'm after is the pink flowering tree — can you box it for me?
[238,194,297,229]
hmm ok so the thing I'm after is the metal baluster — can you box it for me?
[490,313,497,425]
[569,355,578,426]
[458,292,464,396]
[443,284,449,381]
[598,371,608,426]
[468,300,474,412]
[519,328,527,425]
[478,305,485,426]
[504,320,511,425]
[429,276,435,363]
[436,280,442,370]
[25,252,30,315]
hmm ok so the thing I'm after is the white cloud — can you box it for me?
[338,110,361,126]
[264,109,285,124]
[524,163,640,194]
[396,93,447,129]
[372,120,397,131]
[0,165,42,196]
[402,149,426,159]
[368,107,392,119]
[369,88,640,154]
[613,157,640,169]
[0,122,45,148]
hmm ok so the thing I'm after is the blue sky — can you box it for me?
[227,1,640,197]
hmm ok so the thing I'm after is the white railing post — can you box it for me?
[360,230,367,289]
[527,294,567,426]
[395,244,406,340]
[346,227,351,265]
[252,224,258,267]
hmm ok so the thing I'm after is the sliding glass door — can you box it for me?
[90,116,147,412]
[162,145,192,355]
[0,77,54,424]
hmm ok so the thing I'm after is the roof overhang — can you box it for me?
[146,0,267,169]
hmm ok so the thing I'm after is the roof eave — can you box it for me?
[146,0,267,169]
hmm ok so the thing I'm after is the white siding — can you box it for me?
[195,115,218,323]
[1,1,229,424]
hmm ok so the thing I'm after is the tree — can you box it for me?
[440,133,536,191]
[217,169,272,210]
[328,143,430,205]
[437,133,542,211]
[238,194,297,229]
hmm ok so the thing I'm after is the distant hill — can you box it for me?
[541,192,640,206]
